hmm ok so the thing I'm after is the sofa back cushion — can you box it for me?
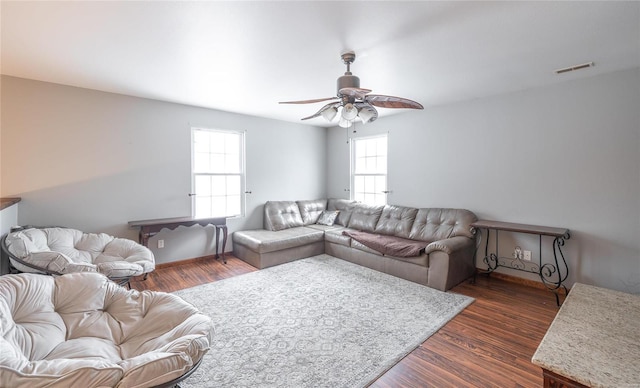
[374,205,419,238]
[409,208,477,242]
[347,204,385,233]
[264,201,304,231]
[296,199,328,225]
[327,198,356,226]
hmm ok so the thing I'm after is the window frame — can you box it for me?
[190,127,246,219]
[350,133,388,206]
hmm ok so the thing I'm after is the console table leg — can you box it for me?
[539,233,570,306]
[221,225,228,264]
[214,225,228,264]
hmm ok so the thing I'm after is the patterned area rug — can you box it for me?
[174,255,473,388]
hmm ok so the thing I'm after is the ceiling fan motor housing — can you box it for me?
[337,74,360,97]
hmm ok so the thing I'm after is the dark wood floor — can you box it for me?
[130,255,560,387]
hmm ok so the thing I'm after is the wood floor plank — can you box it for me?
[130,254,558,387]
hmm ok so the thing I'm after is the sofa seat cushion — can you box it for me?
[343,230,429,257]
[306,224,344,232]
[233,227,324,254]
[324,227,351,246]
[350,239,429,267]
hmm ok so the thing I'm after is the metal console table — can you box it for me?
[128,216,228,264]
[471,220,570,306]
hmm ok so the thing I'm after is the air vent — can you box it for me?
[555,62,594,74]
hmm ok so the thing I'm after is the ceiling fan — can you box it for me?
[280,51,424,128]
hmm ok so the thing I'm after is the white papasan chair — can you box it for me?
[2,226,155,284]
[0,272,213,387]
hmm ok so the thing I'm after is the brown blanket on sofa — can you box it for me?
[342,230,429,257]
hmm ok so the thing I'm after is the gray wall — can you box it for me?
[1,76,327,264]
[328,67,640,294]
[3,68,639,293]
[0,204,18,238]
[0,203,19,275]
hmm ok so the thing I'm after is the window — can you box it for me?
[351,134,388,206]
[191,128,245,218]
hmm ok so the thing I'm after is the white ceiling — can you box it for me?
[2,1,639,127]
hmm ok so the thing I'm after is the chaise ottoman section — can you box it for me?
[233,227,324,269]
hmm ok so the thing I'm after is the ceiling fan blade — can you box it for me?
[279,97,339,104]
[364,94,424,109]
[301,102,341,120]
[338,87,372,100]
[354,102,378,123]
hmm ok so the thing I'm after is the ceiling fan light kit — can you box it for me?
[280,51,424,128]
[357,107,375,124]
[321,106,338,121]
[342,103,358,120]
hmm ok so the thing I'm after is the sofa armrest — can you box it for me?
[424,236,472,255]
[425,236,476,291]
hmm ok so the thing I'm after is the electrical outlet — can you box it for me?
[523,250,532,261]
[158,239,164,249]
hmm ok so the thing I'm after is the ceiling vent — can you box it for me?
[555,62,594,74]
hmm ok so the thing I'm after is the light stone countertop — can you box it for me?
[532,282,640,387]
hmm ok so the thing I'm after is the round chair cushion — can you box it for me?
[4,227,155,278]
[0,272,213,388]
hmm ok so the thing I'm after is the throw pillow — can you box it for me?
[316,210,339,226]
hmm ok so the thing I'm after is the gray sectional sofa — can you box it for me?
[233,199,478,291]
